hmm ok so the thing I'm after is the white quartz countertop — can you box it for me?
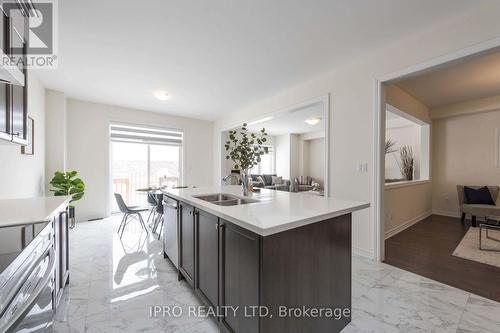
[0,196,71,228]
[163,186,369,236]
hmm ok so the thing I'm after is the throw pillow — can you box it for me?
[464,186,496,205]
[262,174,276,186]
[256,176,265,184]
[271,176,283,185]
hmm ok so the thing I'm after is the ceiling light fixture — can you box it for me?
[153,90,170,101]
[305,117,321,125]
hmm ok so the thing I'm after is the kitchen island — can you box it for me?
[163,186,369,333]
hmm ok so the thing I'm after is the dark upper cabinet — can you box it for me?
[220,220,260,333]
[0,9,9,140]
[0,83,8,140]
[195,209,219,308]
[10,74,27,143]
[9,12,27,144]
[0,4,28,145]
[9,7,25,63]
[0,2,5,54]
[179,202,195,287]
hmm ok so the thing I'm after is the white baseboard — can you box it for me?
[385,211,432,240]
[432,210,461,218]
[432,210,487,222]
[352,246,374,260]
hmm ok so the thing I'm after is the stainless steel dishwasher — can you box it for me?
[163,196,179,269]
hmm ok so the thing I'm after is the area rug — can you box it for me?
[452,227,500,268]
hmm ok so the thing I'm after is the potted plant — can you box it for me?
[225,123,268,195]
[50,171,85,228]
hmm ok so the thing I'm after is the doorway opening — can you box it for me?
[375,42,500,302]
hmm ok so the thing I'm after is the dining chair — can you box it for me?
[146,192,158,225]
[152,194,164,239]
[114,193,149,237]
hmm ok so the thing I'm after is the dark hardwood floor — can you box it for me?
[384,214,500,302]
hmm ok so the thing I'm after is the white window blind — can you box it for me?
[110,123,183,146]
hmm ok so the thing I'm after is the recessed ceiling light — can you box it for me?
[305,117,321,125]
[153,90,170,101]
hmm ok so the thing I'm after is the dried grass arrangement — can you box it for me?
[397,146,414,180]
[385,139,397,155]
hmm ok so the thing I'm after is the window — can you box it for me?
[110,123,183,211]
[250,145,274,174]
[385,104,430,184]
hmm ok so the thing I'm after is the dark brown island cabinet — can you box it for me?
[165,198,352,333]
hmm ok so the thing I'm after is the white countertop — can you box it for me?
[164,186,369,236]
[0,196,71,228]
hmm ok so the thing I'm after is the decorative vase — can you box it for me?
[240,169,250,196]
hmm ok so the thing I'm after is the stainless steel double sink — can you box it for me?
[193,193,259,206]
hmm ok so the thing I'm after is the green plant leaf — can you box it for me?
[49,170,85,202]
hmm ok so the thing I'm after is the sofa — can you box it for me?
[250,174,290,191]
[457,185,500,227]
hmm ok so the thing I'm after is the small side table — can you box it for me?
[479,217,500,251]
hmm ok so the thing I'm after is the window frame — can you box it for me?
[384,104,430,186]
[109,122,185,214]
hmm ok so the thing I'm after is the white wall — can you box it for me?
[432,108,500,216]
[385,182,432,238]
[305,137,325,187]
[298,132,326,185]
[45,90,67,192]
[66,99,213,221]
[275,134,290,179]
[212,4,500,258]
[289,134,300,180]
[0,74,46,199]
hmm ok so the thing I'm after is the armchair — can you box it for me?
[457,185,500,227]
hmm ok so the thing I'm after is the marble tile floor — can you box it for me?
[53,215,500,332]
